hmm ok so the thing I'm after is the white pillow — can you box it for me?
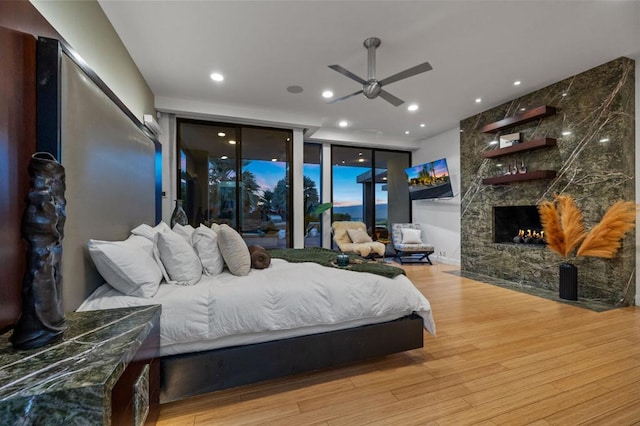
[347,228,373,244]
[401,228,423,244]
[87,238,162,298]
[217,224,251,276]
[173,223,195,242]
[131,221,171,241]
[192,224,224,276]
[155,230,203,286]
[126,234,154,257]
[210,222,221,233]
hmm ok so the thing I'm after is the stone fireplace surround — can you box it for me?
[460,57,635,306]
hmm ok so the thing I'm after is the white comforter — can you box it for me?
[78,259,435,356]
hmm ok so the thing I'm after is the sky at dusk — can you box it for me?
[241,161,388,207]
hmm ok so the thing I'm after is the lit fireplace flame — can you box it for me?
[513,229,546,244]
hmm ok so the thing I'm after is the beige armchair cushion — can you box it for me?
[332,221,385,257]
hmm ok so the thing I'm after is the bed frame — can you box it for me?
[38,36,425,405]
[160,314,423,403]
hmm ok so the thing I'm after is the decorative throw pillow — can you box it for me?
[155,230,203,285]
[131,221,171,241]
[173,223,195,242]
[401,228,423,244]
[192,224,224,276]
[87,238,162,298]
[217,224,251,276]
[347,228,373,244]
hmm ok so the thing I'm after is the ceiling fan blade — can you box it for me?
[378,61,433,87]
[328,64,367,85]
[327,90,363,104]
[379,90,404,107]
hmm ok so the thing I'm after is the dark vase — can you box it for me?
[170,199,188,227]
[11,153,67,350]
[559,262,578,300]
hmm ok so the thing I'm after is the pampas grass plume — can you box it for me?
[556,194,586,257]
[576,201,636,258]
[538,200,566,257]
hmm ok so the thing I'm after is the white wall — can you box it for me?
[412,127,461,266]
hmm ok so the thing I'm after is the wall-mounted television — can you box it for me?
[405,158,454,200]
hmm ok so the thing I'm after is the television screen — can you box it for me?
[405,158,454,200]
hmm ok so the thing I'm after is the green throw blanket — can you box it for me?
[267,247,405,279]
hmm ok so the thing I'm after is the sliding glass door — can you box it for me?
[177,119,292,248]
[331,146,410,244]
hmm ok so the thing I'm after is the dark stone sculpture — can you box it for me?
[11,153,67,350]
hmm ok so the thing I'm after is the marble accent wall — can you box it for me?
[460,57,635,306]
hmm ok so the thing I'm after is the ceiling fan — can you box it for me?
[328,37,432,107]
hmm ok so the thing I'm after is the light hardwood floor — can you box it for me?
[157,263,640,425]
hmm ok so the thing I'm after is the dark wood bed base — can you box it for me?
[159,313,424,403]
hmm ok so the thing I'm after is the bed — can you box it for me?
[78,257,435,402]
[35,35,435,404]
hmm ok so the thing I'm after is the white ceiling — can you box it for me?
[98,1,640,148]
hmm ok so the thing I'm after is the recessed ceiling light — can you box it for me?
[475,98,482,103]
[420,123,426,128]
[221,155,228,160]
[210,72,224,82]
[514,80,521,86]
[405,131,410,135]
[599,137,610,143]
[358,152,363,156]
[562,131,572,136]
[286,137,290,141]
[322,90,334,98]
[228,140,236,145]
[271,158,278,162]
[407,104,419,112]
[218,132,226,137]
[338,120,349,128]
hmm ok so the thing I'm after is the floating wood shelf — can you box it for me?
[482,170,557,185]
[482,138,557,158]
[479,105,557,134]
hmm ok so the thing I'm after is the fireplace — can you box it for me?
[493,205,544,244]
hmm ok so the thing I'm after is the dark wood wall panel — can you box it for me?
[0,1,60,333]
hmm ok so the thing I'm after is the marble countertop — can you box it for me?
[0,304,161,424]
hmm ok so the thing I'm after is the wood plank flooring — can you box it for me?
[157,263,640,425]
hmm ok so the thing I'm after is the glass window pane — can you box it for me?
[303,143,322,247]
[374,151,411,238]
[177,121,237,227]
[240,127,291,248]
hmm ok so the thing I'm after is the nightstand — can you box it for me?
[0,305,161,425]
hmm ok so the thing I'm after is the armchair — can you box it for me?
[391,223,434,264]
[332,221,385,258]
